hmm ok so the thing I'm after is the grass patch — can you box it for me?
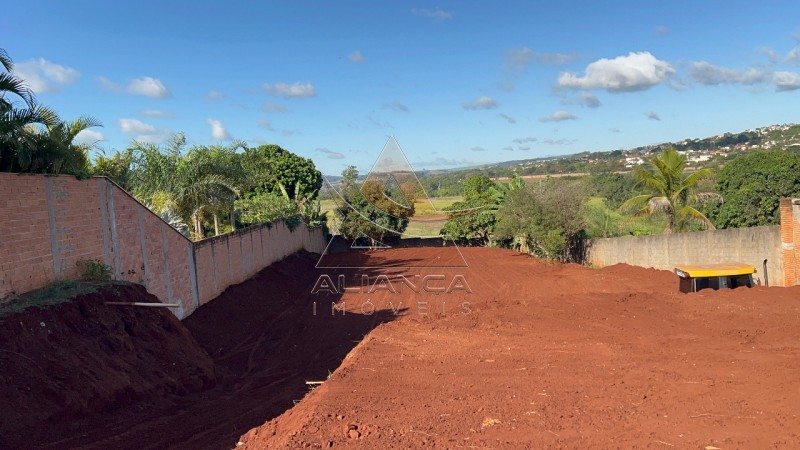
[0,280,111,317]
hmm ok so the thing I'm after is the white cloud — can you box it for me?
[263,81,317,98]
[263,102,288,112]
[471,146,487,152]
[127,77,171,98]
[413,157,474,168]
[463,96,498,110]
[257,119,275,130]
[774,71,800,91]
[348,51,365,63]
[542,138,577,145]
[98,76,171,98]
[513,136,537,144]
[118,118,156,135]
[557,52,675,92]
[562,92,601,108]
[610,127,621,133]
[689,61,769,86]
[411,8,453,20]
[655,25,670,35]
[367,116,393,129]
[382,101,409,112]
[316,148,345,159]
[117,118,170,143]
[645,111,661,121]
[141,109,172,118]
[205,90,223,101]
[207,118,231,140]
[97,76,119,91]
[505,48,579,71]
[498,113,516,124]
[74,129,104,144]
[14,58,80,93]
[540,110,577,122]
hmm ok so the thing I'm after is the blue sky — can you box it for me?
[4,1,800,175]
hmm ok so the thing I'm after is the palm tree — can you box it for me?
[1,48,59,172]
[22,115,102,175]
[128,135,243,239]
[620,147,718,233]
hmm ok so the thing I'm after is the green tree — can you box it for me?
[93,149,134,190]
[440,175,506,245]
[0,48,59,173]
[494,178,587,261]
[240,144,321,206]
[709,151,800,228]
[20,115,101,176]
[128,134,240,239]
[335,166,412,243]
[620,148,716,233]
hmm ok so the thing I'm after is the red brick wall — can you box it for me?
[1,173,327,318]
[780,198,800,286]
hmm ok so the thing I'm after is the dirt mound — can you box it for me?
[6,247,800,449]
[239,247,800,449]
[0,283,215,448]
[8,251,396,450]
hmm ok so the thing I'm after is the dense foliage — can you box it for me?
[707,151,800,228]
[1,49,100,177]
[620,148,717,233]
[334,166,414,243]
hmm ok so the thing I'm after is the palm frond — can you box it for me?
[619,194,653,213]
[677,205,716,230]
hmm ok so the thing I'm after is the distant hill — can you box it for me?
[321,123,800,198]
[448,122,800,177]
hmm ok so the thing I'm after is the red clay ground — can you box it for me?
[3,247,800,449]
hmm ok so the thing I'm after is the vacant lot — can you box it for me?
[3,247,799,449]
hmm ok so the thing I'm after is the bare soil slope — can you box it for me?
[240,247,800,449]
[3,247,799,449]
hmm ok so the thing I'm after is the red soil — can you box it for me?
[3,247,800,449]
[0,283,215,448]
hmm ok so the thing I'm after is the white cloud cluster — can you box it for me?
[263,81,317,98]
[557,52,675,92]
[764,46,800,65]
[141,109,172,118]
[505,48,579,71]
[774,71,800,91]
[118,118,170,143]
[99,76,171,98]
[540,110,577,122]
[128,77,171,98]
[348,51,365,63]
[411,8,453,20]
[207,118,231,140]
[263,102,288,112]
[205,90,223,101]
[74,129,105,144]
[382,101,409,112]
[498,113,516,124]
[689,61,768,85]
[463,96,498,110]
[257,119,274,130]
[562,92,601,108]
[316,148,345,159]
[645,111,661,121]
[14,58,80,93]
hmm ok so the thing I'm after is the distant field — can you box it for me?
[319,195,462,238]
